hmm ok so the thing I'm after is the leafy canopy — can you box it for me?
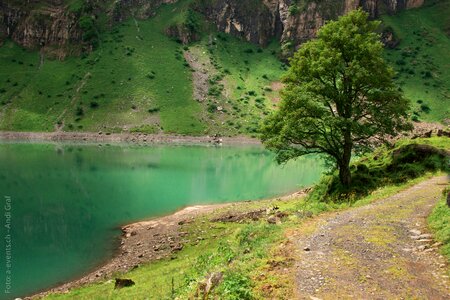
[261,9,411,185]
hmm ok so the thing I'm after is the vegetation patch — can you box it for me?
[382,0,450,123]
[428,187,450,262]
[307,137,449,203]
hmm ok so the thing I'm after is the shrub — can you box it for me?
[420,103,431,113]
[90,101,99,108]
[148,107,160,113]
[219,272,253,300]
[207,103,217,113]
[75,106,84,116]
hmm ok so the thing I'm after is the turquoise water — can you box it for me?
[0,142,324,299]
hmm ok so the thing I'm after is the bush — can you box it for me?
[207,103,217,113]
[90,101,99,108]
[148,107,160,113]
[420,103,431,113]
[219,272,253,300]
[75,106,84,116]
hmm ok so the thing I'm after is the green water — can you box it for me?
[0,142,324,299]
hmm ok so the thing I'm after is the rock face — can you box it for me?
[0,0,424,57]
[0,0,175,57]
[195,0,424,47]
[0,0,82,57]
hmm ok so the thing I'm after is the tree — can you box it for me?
[261,9,411,188]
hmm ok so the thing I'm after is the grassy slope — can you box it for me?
[0,0,284,135]
[428,187,450,262]
[43,137,449,299]
[1,0,448,134]
[382,0,450,123]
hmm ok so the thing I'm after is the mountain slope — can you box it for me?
[0,0,448,135]
[383,0,450,124]
[0,0,284,135]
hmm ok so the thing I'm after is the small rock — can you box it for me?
[417,239,433,243]
[267,215,281,224]
[304,247,311,252]
[417,245,428,251]
[418,234,433,239]
[172,244,183,251]
[409,229,421,235]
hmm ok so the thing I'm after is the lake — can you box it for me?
[0,142,324,299]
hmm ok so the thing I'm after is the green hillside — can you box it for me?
[382,0,450,124]
[0,0,284,135]
[0,0,448,135]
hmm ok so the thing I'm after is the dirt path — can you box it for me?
[293,176,449,299]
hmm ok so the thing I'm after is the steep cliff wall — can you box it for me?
[0,0,175,56]
[0,0,82,56]
[0,0,425,57]
[195,0,424,47]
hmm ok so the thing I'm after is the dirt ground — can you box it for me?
[292,176,449,299]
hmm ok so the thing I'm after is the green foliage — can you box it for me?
[219,272,253,300]
[185,8,201,33]
[288,4,300,15]
[262,9,411,187]
[428,188,450,261]
[308,138,450,203]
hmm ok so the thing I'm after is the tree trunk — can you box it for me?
[339,131,353,188]
[339,162,351,188]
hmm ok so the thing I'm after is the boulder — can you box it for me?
[114,278,135,289]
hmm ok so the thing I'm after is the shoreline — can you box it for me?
[0,131,261,146]
[27,189,310,299]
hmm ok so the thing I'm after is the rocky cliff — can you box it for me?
[0,0,82,56]
[194,0,424,47]
[0,0,174,57]
[0,0,425,57]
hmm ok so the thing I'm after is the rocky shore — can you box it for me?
[0,131,260,146]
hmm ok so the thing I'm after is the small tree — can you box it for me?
[261,9,411,188]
